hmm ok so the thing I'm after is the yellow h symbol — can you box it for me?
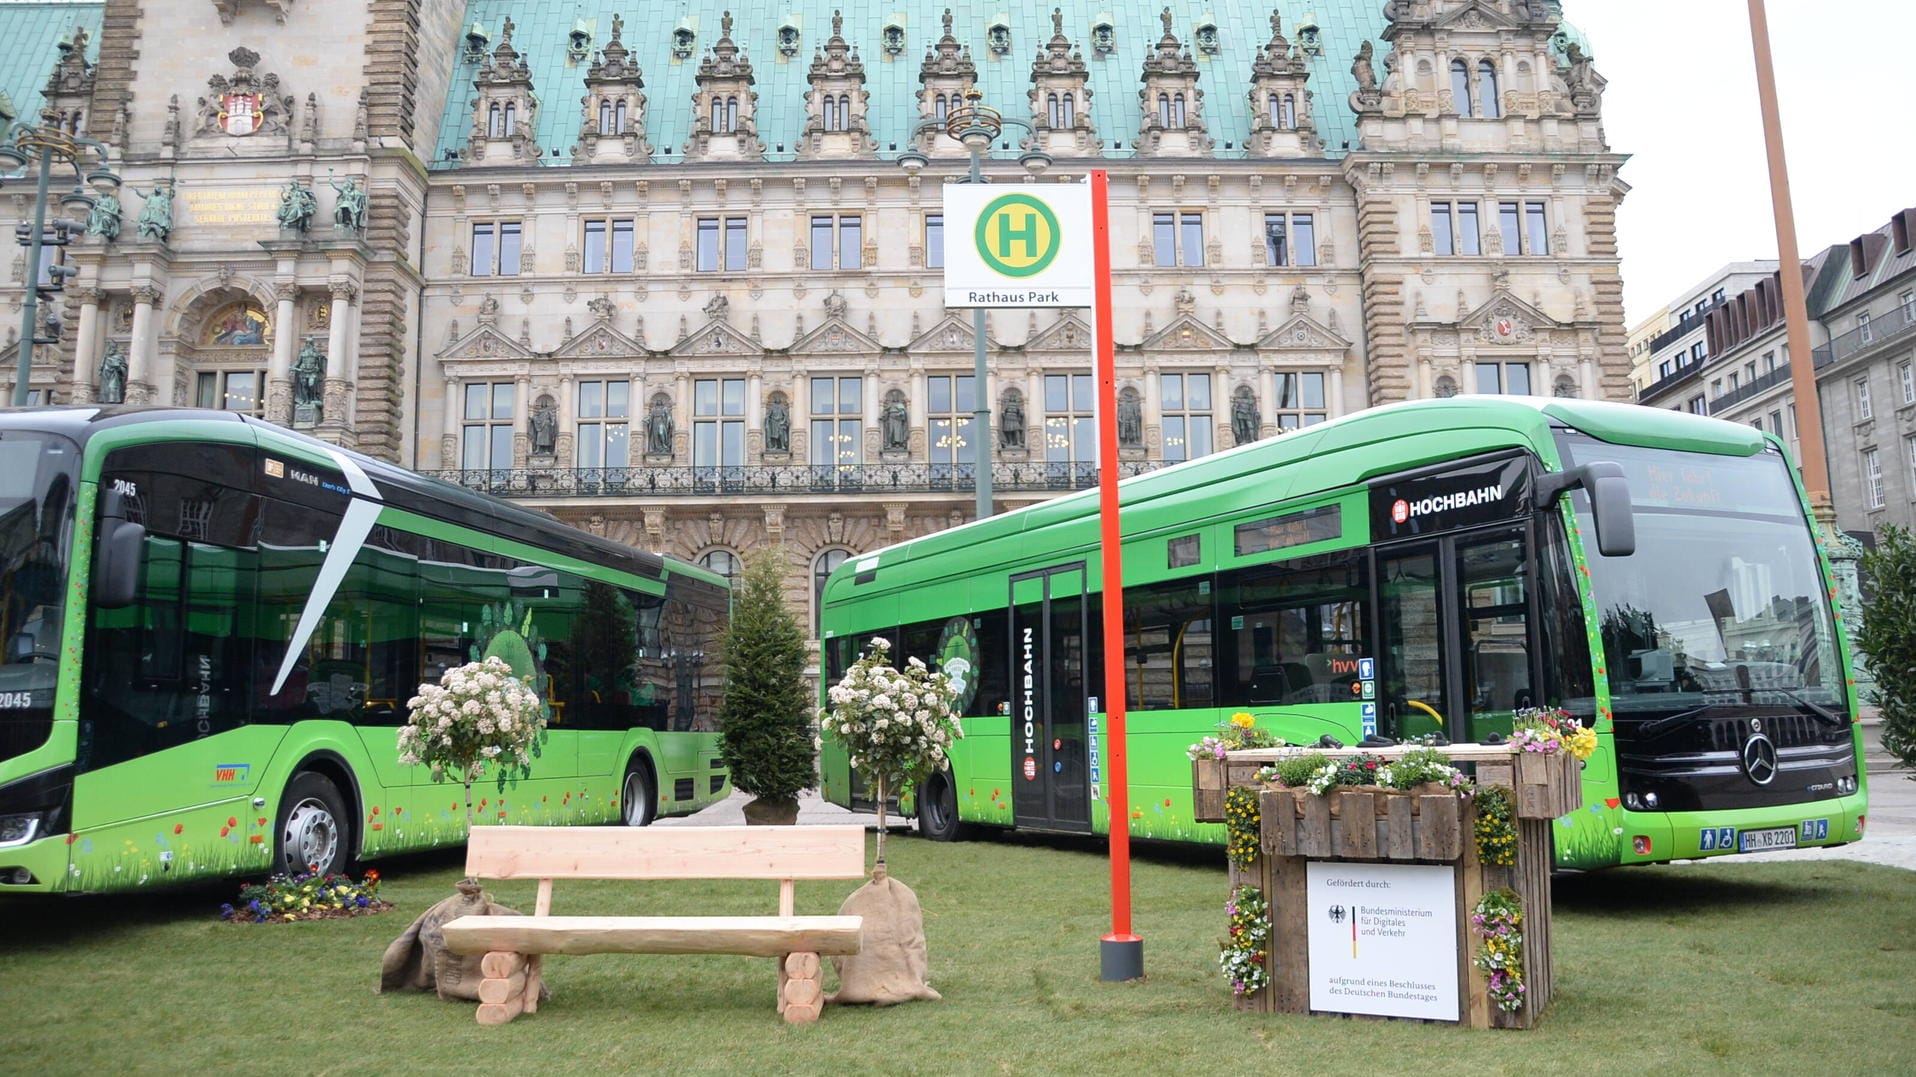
[994,209,1040,259]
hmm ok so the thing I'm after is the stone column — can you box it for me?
[70,288,103,403]
[556,373,576,466]
[1329,365,1346,418]
[268,281,297,424]
[322,281,355,429]
[441,375,463,470]
[512,373,531,467]
[127,283,162,405]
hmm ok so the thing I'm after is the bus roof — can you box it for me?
[824,396,1768,601]
[1,405,721,589]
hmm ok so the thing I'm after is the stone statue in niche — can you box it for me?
[529,399,557,455]
[1231,387,1259,446]
[96,340,127,404]
[86,193,121,241]
[999,392,1025,450]
[646,396,675,455]
[329,172,367,233]
[130,183,174,243]
[881,393,909,452]
[764,397,791,453]
[1117,391,1143,448]
[292,336,325,420]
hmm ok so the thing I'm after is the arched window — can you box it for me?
[710,97,723,131]
[1047,93,1060,128]
[823,95,839,131]
[1450,60,1472,117]
[839,95,852,128]
[1061,93,1075,127]
[487,102,502,138]
[725,96,739,133]
[1280,94,1296,129]
[699,549,741,586]
[1477,60,1501,119]
[614,100,627,134]
[1267,93,1281,125]
[599,99,613,134]
[1157,93,1171,127]
[1172,93,1186,127]
[812,548,851,636]
[934,93,949,122]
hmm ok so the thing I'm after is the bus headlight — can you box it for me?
[0,812,42,848]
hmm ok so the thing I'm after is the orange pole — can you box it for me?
[1091,169,1142,980]
[1746,0,1832,518]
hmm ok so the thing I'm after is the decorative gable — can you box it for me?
[914,8,977,158]
[1460,290,1559,346]
[908,313,991,355]
[1025,312,1095,353]
[1255,314,1350,357]
[552,320,646,360]
[669,317,762,358]
[791,315,881,355]
[1143,313,1234,353]
[442,323,537,362]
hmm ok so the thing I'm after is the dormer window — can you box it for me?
[1851,237,1868,278]
[988,21,1010,55]
[568,28,591,62]
[1296,23,1319,55]
[598,98,628,135]
[778,24,800,57]
[883,24,905,55]
[464,22,489,63]
[673,27,696,59]
[1091,21,1115,55]
[1195,22,1219,54]
[1894,211,1911,254]
[711,95,739,134]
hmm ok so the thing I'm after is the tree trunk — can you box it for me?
[874,773,888,870]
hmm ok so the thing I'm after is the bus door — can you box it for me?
[1370,455,1538,744]
[1008,564,1091,833]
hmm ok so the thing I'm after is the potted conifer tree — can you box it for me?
[717,548,818,825]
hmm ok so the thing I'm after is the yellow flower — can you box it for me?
[1230,712,1256,730]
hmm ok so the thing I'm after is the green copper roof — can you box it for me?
[0,3,101,136]
[436,1,1395,168]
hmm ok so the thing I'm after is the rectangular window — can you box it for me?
[693,377,746,471]
[925,373,976,472]
[461,381,515,472]
[582,219,607,274]
[1263,212,1317,267]
[1687,395,1707,415]
[1763,350,1777,373]
[1901,360,1914,406]
[810,215,861,270]
[471,221,523,275]
[1122,579,1215,711]
[725,217,747,271]
[1431,203,1454,257]
[611,219,635,273]
[1273,372,1327,430]
[1154,211,1204,266]
[471,222,494,276]
[498,221,521,275]
[1857,377,1873,421]
[1525,202,1550,255]
[697,216,747,272]
[1044,372,1095,466]
[697,218,719,272]
[194,370,267,416]
[1167,535,1201,570]
[1234,505,1341,557]
[1908,435,1916,492]
[1691,342,1706,363]
[810,375,863,472]
[926,213,944,269]
[1769,411,1784,437]
[576,379,631,470]
[1219,554,1368,708]
[1457,203,1482,256]
[1859,311,1873,343]
[1743,361,1757,383]
[1499,201,1521,256]
[1160,372,1214,462]
[1476,361,1532,396]
[1865,448,1885,509]
[1901,290,1915,321]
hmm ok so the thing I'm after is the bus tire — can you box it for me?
[917,770,964,842]
[620,758,657,827]
[276,772,352,878]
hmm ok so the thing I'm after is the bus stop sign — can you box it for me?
[943,182,1093,309]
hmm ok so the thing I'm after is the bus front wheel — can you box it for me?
[621,759,657,827]
[276,772,352,878]
[917,771,964,842]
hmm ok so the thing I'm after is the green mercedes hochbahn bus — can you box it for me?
[818,397,1867,870]
[0,407,731,895]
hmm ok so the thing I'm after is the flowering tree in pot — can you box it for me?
[817,638,962,1005]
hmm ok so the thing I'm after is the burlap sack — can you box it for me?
[378,878,546,1002]
[828,867,942,1006]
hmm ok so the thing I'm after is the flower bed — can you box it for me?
[220,869,391,923]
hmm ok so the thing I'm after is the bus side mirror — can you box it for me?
[1536,461,1636,558]
[93,488,146,608]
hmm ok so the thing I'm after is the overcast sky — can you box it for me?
[1571,1,1916,326]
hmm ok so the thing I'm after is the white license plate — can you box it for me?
[1738,827,1798,853]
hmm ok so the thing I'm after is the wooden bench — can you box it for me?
[440,825,866,1025]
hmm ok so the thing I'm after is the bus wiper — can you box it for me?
[1762,686,1847,729]
[1634,704,1718,740]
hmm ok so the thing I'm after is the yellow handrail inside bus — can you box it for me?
[1406,699,1444,726]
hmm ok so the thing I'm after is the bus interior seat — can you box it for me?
[1248,662,1310,704]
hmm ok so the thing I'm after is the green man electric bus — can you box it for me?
[818,397,1867,870]
[0,407,730,895]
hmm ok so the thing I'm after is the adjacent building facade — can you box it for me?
[2,0,1629,640]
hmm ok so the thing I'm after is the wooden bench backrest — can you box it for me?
[464,825,867,883]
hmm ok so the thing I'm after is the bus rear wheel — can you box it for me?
[276,772,352,878]
[621,759,657,827]
[917,770,964,842]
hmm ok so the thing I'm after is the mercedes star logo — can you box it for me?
[1742,733,1778,786]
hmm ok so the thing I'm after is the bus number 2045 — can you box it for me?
[0,691,33,708]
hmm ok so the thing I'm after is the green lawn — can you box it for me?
[3,832,1913,1076]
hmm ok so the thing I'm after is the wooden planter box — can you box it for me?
[1199,744,1579,1031]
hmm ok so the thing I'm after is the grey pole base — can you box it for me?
[1099,936,1144,982]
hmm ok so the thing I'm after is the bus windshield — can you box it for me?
[0,430,78,765]
[1560,436,1843,719]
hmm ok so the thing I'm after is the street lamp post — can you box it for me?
[899,91,1051,520]
[0,123,121,407]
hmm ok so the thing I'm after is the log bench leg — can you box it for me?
[476,950,532,1025]
[779,951,823,1025]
